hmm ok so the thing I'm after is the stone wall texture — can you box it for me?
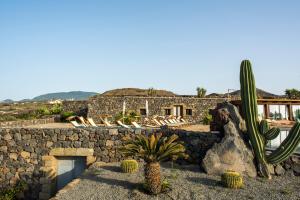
[88,96,226,123]
[0,127,220,199]
[62,101,88,117]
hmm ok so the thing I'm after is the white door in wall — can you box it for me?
[173,106,183,117]
[57,156,86,191]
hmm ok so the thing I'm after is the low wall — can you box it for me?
[0,127,220,199]
[0,117,57,128]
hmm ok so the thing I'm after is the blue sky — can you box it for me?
[0,0,300,100]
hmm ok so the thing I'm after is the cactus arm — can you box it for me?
[264,128,281,140]
[267,123,300,164]
[259,120,269,135]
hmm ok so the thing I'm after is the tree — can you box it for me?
[120,133,187,194]
[285,89,300,99]
[196,87,207,98]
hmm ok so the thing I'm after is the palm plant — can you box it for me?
[120,133,187,194]
[196,87,207,98]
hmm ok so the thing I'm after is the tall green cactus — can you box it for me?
[240,60,300,178]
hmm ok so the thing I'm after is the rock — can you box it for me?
[14,133,22,141]
[52,134,58,142]
[292,163,300,176]
[58,134,66,141]
[0,146,7,152]
[210,102,246,134]
[46,141,53,148]
[275,165,285,176]
[24,146,34,153]
[6,172,14,180]
[267,164,275,175]
[4,134,12,141]
[291,156,299,163]
[109,129,118,136]
[22,134,31,140]
[203,103,257,177]
[9,153,18,161]
[105,140,114,147]
[20,151,31,159]
[74,141,81,148]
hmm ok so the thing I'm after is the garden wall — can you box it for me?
[62,101,88,117]
[0,117,57,128]
[88,96,226,123]
[0,127,221,199]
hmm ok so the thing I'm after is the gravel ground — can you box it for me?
[54,162,300,200]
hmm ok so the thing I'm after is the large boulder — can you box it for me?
[202,102,257,177]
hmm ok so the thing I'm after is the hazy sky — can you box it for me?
[1,0,300,100]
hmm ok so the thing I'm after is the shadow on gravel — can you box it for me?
[101,165,122,172]
[82,175,138,190]
[186,177,222,187]
[161,162,202,173]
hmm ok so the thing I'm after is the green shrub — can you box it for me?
[37,107,51,115]
[50,104,62,115]
[17,112,37,120]
[0,115,17,122]
[196,87,207,98]
[114,111,140,125]
[202,111,212,125]
[0,181,26,200]
[60,111,75,121]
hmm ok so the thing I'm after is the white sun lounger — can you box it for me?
[87,118,98,127]
[117,120,130,129]
[169,119,176,124]
[163,120,171,124]
[153,119,162,126]
[181,118,187,123]
[100,117,113,127]
[78,116,89,127]
[159,120,167,125]
[131,121,142,128]
[70,121,86,128]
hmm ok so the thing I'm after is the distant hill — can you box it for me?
[206,93,226,98]
[228,88,281,99]
[33,91,98,101]
[1,99,14,103]
[100,88,178,97]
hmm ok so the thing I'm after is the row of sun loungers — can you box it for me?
[70,115,188,129]
[70,116,142,129]
[144,116,187,127]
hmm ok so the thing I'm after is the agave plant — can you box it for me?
[120,133,187,194]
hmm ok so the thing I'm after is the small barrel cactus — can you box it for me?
[121,160,139,173]
[221,170,243,189]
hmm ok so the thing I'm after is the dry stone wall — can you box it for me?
[0,127,220,199]
[0,117,57,128]
[62,101,88,117]
[88,96,226,123]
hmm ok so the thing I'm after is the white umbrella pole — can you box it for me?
[122,101,126,123]
[146,100,149,118]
